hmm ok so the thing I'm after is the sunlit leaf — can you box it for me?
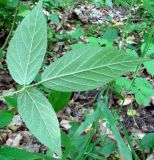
[7,2,47,85]
[42,46,144,92]
[18,88,61,157]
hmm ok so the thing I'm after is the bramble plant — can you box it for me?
[0,0,154,159]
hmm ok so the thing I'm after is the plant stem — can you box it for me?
[118,28,154,113]
[0,87,24,99]
[1,1,20,50]
[119,0,134,50]
[0,81,40,99]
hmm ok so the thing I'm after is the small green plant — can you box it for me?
[113,77,154,106]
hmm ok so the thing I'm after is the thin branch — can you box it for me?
[1,1,20,50]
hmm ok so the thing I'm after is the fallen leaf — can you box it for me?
[60,120,71,130]
[118,96,133,106]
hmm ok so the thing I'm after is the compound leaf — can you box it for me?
[42,47,143,92]
[18,88,61,157]
[7,2,47,85]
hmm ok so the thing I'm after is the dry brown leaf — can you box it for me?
[60,119,71,130]
[118,96,133,106]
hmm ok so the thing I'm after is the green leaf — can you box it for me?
[141,133,154,149]
[62,110,100,159]
[18,88,61,157]
[103,29,118,42]
[61,131,70,148]
[87,37,100,46]
[69,28,84,39]
[143,0,154,17]
[6,0,19,9]
[41,46,143,92]
[48,90,71,112]
[98,97,132,160]
[49,12,60,26]
[88,37,99,44]
[106,0,113,8]
[126,49,138,57]
[132,78,154,106]
[97,140,115,156]
[7,2,47,85]
[116,77,132,90]
[142,43,154,75]
[98,38,112,47]
[112,77,132,100]
[0,0,8,6]
[149,53,154,59]
[18,2,31,17]
[0,62,3,69]
[71,37,111,49]
[0,0,18,9]
[4,95,17,108]
[0,147,44,160]
[70,43,87,49]
[0,110,14,128]
[0,49,3,59]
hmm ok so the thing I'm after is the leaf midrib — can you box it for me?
[42,59,142,84]
[24,89,57,147]
[24,5,40,84]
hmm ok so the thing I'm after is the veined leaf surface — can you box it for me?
[7,2,47,85]
[42,47,143,92]
[18,88,61,157]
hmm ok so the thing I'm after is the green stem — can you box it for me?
[118,28,154,113]
[0,88,24,99]
[119,0,134,50]
[0,81,41,99]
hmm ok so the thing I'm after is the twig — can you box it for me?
[1,1,20,50]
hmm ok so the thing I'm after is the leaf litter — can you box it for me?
[0,1,154,159]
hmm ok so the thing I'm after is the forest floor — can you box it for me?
[0,1,154,160]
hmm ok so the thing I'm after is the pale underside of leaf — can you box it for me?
[18,88,61,157]
[7,2,47,85]
[41,47,143,92]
